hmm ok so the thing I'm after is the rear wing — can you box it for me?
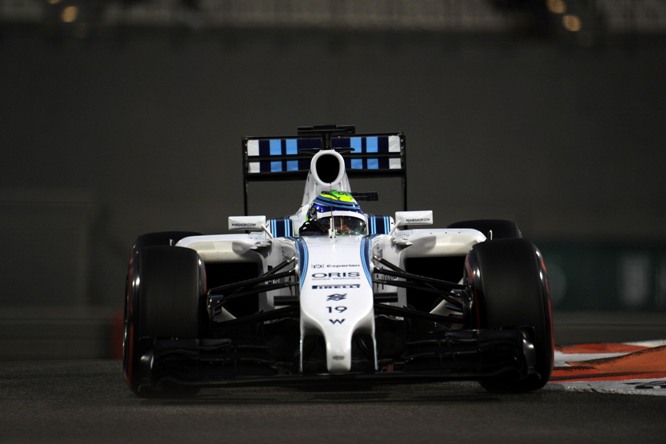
[242,125,407,214]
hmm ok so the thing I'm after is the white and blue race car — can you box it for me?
[123,125,553,396]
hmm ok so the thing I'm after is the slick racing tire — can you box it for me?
[447,219,522,240]
[123,245,205,396]
[465,238,553,392]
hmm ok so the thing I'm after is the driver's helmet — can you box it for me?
[303,190,367,235]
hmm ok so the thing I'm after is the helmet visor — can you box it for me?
[319,215,367,235]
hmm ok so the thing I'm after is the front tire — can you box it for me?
[123,246,205,396]
[465,238,553,392]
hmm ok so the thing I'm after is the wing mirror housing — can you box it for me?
[393,211,433,232]
[228,215,267,232]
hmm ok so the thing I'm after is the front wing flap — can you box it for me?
[134,327,536,391]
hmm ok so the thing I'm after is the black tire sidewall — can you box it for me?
[123,245,204,393]
[466,238,553,391]
[138,246,203,338]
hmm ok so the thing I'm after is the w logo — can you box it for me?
[329,319,345,325]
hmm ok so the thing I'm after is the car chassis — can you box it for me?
[123,125,553,396]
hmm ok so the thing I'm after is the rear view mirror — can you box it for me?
[394,211,433,229]
[228,216,267,232]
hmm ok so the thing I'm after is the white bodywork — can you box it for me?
[176,148,487,375]
[299,236,375,373]
[177,226,485,374]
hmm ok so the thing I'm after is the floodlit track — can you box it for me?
[1,358,665,444]
[2,312,665,443]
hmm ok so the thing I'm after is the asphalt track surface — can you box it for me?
[1,359,665,444]
[2,312,666,444]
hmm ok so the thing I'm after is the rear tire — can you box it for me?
[134,231,202,250]
[448,219,522,240]
[123,246,205,396]
[465,238,553,392]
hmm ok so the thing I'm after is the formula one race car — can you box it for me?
[123,125,553,396]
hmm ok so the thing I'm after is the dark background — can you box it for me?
[1,0,665,358]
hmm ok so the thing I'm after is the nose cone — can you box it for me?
[299,236,376,374]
